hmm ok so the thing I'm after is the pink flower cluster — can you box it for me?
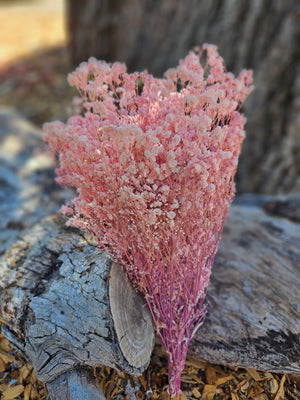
[43,44,253,398]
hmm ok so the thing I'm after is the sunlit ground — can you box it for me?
[0,0,66,68]
[0,0,74,126]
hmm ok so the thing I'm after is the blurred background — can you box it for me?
[0,0,299,194]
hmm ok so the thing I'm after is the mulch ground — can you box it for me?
[0,3,300,400]
[1,328,300,400]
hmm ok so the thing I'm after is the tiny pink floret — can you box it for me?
[44,44,253,398]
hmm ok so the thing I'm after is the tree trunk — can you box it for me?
[66,0,300,194]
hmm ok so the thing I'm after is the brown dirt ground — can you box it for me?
[0,1,300,399]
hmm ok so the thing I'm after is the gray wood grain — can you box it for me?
[110,262,154,369]
[190,196,300,373]
[46,369,106,400]
[0,214,154,378]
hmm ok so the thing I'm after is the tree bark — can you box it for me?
[66,0,300,194]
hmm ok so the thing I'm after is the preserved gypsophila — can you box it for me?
[44,44,253,398]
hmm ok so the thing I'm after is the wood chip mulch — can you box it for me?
[1,325,300,400]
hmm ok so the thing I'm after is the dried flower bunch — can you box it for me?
[44,44,253,398]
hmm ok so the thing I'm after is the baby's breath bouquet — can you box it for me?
[44,44,253,398]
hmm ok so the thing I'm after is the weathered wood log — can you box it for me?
[0,214,154,399]
[190,194,300,373]
[0,108,300,398]
[46,368,107,400]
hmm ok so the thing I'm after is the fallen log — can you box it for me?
[0,108,300,399]
[190,194,300,373]
[0,214,154,400]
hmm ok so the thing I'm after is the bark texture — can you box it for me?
[0,214,154,382]
[46,368,106,400]
[190,194,300,373]
[67,0,300,194]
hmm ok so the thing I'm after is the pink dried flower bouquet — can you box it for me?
[43,44,253,398]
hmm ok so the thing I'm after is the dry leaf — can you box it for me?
[39,386,46,397]
[236,379,249,392]
[215,374,234,385]
[231,392,239,400]
[253,394,269,400]
[110,386,120,398]
[180,391,189,400]
[202,384,217,400]
[24,384,32,400]
[2,385,24,400]
[136,390,144,400]
[185,366,197,376]
[152,390,160,400]
[274,375,286,400]
[0,357,6,372]
[181,375,196,383]
[240,380,250,393]
[0,349,15,364]
[269,378,279,394]
[99,379,105,391]
[192,387,201,398]
[246,369,263,381]
[253,384,265,396]
[0,383,9,392]
[30,384,39,400]
[0,338,12,353]
[158,390,170,400]
[30,370,38,385]
[185,356,207,370]
[138,375,147,390]
[248,387,254,397]
[19,365,32,383]
[189,374,203,384]
[264,372,274,380]
[205,366,217,384]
